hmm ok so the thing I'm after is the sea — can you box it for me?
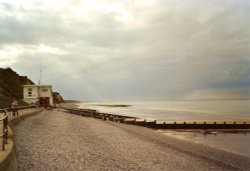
[79,100,250,122]
[79,100,250,156]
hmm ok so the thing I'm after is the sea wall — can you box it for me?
[0,108,43,171]
[0,127,17,171]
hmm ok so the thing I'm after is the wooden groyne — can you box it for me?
[63,108,250,129]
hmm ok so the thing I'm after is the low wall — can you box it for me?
[0,108,43,171]
[0,127,17,171]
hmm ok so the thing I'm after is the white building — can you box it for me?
[23,85,53,106]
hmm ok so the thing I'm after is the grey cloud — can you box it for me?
[1,0,250,101]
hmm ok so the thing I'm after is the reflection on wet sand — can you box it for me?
[161,129,250,156]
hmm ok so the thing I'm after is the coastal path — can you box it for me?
[13,110,250,171]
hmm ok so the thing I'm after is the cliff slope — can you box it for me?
[53,92,65,104]
[0,68,34,108]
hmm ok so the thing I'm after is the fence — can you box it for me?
[64,108,250,130]
[0,106,42,150]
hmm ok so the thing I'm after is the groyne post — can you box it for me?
[174,122,176,129]
[193,122,196,129]
[154,120,157,129]
[163,122,166,129]
[214,122,216,129]
[203,122,206,129]
[123,117,126,124]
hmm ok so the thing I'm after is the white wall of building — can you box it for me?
[23,85,39,104]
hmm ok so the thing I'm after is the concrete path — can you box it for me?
[13,110,250,171]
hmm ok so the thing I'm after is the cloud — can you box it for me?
[0,0,250,101]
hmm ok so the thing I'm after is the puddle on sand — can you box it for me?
[158,129,250,157]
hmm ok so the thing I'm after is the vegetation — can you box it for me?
[0,68,33,108]
[53,92,65,104]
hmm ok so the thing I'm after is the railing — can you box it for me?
[0,106,42,150]
[0,109,8,150]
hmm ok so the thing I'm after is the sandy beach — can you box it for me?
[12,109,250,171]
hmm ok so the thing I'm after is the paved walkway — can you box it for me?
[13,110,250,171]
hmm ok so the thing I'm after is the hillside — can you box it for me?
[53,92,65,104]
[0,68,34,108]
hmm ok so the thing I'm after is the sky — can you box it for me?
[0,0,250,101]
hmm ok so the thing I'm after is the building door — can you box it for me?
[39,97,50,107]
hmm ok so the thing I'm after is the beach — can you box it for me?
[13,109,250,171]
[161,129,250,156]
[76,100,250,156]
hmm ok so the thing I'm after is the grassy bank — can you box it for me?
[0,95,28,109]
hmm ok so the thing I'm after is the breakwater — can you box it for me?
[63,108,250,129]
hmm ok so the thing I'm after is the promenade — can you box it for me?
[13,110,250,171]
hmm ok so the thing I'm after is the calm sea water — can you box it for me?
[79,100,250,122]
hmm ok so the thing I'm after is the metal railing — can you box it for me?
[0,106,42,150]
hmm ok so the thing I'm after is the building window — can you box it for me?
[42,89,48,92]
[28,91,32,97]
[28,88,33,91]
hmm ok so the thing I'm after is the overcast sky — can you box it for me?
[0,0,250,101]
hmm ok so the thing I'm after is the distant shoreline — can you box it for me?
[64,100,87,103]
[64,99,250,103]
[94,104,132,107]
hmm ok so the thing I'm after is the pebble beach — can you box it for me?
[13,109,250,171]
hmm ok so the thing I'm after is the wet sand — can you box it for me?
[161,129,250,157]
[12,110,250,171]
